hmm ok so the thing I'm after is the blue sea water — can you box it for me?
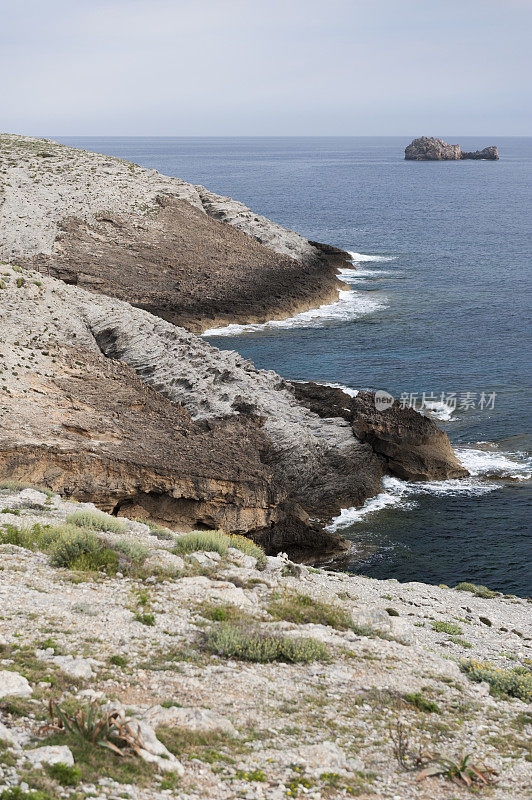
[57,136,532,595]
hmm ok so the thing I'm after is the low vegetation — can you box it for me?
[455,581,500,598]
[268,591,352,630]
[430,620,463,636]
[460,659,532,702]
[65,509,126,533]
[205,624,329,663]
[172,530,265,566]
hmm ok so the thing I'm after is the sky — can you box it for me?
[1,0,531,136]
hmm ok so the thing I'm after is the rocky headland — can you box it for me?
[0,134,466,560]
[405,137,499,161]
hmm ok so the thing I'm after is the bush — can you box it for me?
[111,538,148,564]
[205,624,329,663]
[50,528,118,572]
[45,762,80,786]
[404,692,441,714]
[460,659,532,702]
[268,592,352,630]
[173,530,265,566]
[430,620,463,636]
[455,582,499,598]
[65,509,126,533]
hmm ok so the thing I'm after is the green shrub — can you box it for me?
[268,591,352,630]
[430,620,463,636]
[0,790,52,800]
[198,602,249,624]
[455,582,499,598]
[111,538,148,564]
[173,530,265,566]
[50,529,118,572]
[65,509,126,533]
[0,480,54,498]
[404,692,441,714]
[135,612,156,627]
[205,624,328,663]
[109,654,129,667]
[460,659,532,702]
[45,762,80,786]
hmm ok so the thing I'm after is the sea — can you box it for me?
[56,136,532,596]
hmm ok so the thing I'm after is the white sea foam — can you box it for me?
[348,251,396,263]
[421,400,455,422]
[340,267,394,279]
[455,446,532,480]
[319,381,359,398]
[202,289,385,336]
[327,445,531,531]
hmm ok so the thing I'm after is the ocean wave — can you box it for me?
[340,267,394,279]
[421,400,455,422]
[326,445,530,531]
[318,381,359,398]
[455,445,532,480]
[202,289,386,336]
[348,251,396,263]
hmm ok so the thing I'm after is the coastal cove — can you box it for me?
[54,136,532,596]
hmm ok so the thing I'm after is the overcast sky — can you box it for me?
[2,0,531,136]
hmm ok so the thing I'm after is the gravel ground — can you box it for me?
[0,487,530,799]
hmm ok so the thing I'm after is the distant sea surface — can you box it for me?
[57,136,532,595]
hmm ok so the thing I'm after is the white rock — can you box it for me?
[51,655,93,680]
[144,550,184,575]
[225,548,258,569]
[351,607,393,635]
[24,745,74,767]
[125,718,184,775]
[287,741,361,776]
[0,670,32,698]
[0,721,17,745]
[143,705,237,737]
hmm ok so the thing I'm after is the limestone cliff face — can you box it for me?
[0,135,348,333]
[405,137,498,161]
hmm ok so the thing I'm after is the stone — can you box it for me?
[142,705,237,737]
[24,745,74,767]
[125,718,184,775]
[0,670,32,698]
[143,550,185,575]
[286,741,362,776]
[225,548,257,569]
[0,722,17,745]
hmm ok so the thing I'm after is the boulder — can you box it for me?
[0,670,32,699]
[125,717,184,774]
[24,745,74,767]
[143,550,185,576]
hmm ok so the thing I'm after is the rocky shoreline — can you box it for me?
[405,137,499,161]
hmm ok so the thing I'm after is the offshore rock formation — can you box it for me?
[0,134,348,333]
[405,137,499,161]
[291,383,467,481]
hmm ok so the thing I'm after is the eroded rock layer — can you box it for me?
[0,134,349,333]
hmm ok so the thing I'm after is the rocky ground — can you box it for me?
[0,486,530,800]
[0,134,348,333]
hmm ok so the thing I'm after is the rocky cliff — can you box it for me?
[0,135,468,559]
[405,137,499,161]
[0,135,347,333]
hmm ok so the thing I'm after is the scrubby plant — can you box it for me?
[109,654,129,667]
[404,692,441,714]
[417,753,497,787]
[172,530,265,566]
[65,509,126,533]
[134,611,156,626]
[111,538,148,564]
[430,620,463,636]
[0,480,54,498]
[45,762,80,786]
[460,659,532,702]
[205,624,329,663]
[45,699,145,757]
[268,591,352,630]
[50,529,118,573]
[455,582,500,598]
